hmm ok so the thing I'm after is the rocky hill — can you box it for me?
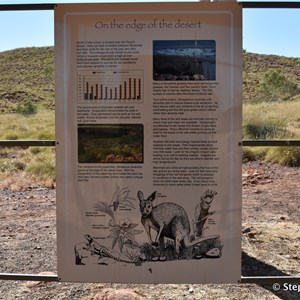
[0,46,300,112]
[243,52,300,101]
[0,47,54,113]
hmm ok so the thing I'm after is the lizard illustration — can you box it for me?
[75,234,141,265]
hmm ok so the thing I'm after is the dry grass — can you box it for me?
[243,101,300,166]
[0,108,54,141]
[0,108,55,184]
[243,101,300,139]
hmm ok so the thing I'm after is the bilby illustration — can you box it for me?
[138,191,192,256]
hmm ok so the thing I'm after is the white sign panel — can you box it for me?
[55,2,242,283]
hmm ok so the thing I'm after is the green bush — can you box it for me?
[0,159,26,173]
[26,160,55,180]
[4,132,20,140]
[16,100,37,116]
[259,70,299,102]
[242,147,256,163]
[265,146,300,166]
[37,131,54,140]
[30,147,42,155]
[243,123,287,140]
[244,146,300,167]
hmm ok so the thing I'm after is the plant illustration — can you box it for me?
[93,201,115,224]
[111,184,136,211]
[107,218,143,252]
[92,185,141,252]
[93,184,136,226]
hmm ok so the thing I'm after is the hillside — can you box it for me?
[0,47,54,113]
[0,47,300,113]
[243,52,300,101]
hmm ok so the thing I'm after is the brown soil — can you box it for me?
[0,161,299,299]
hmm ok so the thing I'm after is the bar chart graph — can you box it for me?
[78,70,143,103]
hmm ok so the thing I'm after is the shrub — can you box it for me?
[245,146,300,167]
[259,70,299,102]
[0,159,26,172]
[37,131,54,140]
[30,147,42,155]
[243,123,287,140]
[265,146,300,166]
[14,161,26,171]
[16,100,37,116]
[26,160,55,180]
[4,131,19,140]
[242,147,256,163]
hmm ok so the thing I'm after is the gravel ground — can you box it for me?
[0,161,299,299]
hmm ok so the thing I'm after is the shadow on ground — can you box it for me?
[242,252,299,300]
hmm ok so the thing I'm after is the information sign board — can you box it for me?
[55,2,242,283]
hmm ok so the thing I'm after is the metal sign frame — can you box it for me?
[0,1,300,285]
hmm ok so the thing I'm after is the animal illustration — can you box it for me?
[74,234,138,265]
[195,190,217,237]
[138,191,191,256]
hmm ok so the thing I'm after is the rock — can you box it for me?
[94,289,146,300]
[247,231,260,239]
[242,227,252,234]
[24,271,56,288]
[205,248,221,258]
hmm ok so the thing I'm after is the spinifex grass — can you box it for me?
[0,107,54,140]
[0,108,55,185]
[243,100,300,166]
[243,101,300,134]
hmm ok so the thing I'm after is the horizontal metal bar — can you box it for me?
[1,272,300,284]
[2,140,300,148]
[0,140,55,147]
[1,2,300,11]
[242,140,300,147]
[241,1,300,9]
[0,273,58,281]
[0,4,55,11]
[241,276,300,284]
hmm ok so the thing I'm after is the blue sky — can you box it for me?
[0,0,300,57]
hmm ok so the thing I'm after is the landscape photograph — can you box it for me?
[78,124,144,163]
[153,40,216,81]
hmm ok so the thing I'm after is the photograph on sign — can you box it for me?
[153,40,216,81]
[55,2,242,283]
[77,124,144,164]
